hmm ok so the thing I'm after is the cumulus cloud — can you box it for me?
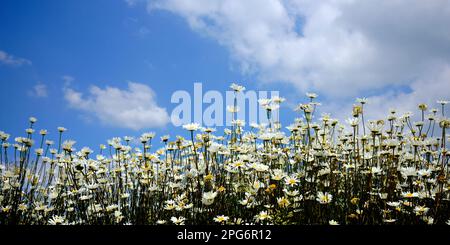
[64,82,170,130]
[0,50,31,66]
[28,83,48,98]
[320,64,450,123]
[149,0,450,104]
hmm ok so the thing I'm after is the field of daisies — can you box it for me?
[0,83,449,225]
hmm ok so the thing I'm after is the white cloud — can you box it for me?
[62,75,75,84]
[28,83,48,98]
[149,0,450,106]
[0,50,31,66]
[321,64,450,122]
[64,82,170,130]
[124,0,141,7]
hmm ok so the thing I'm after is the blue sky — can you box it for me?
[1,0,450,150]
[0,0,294,149]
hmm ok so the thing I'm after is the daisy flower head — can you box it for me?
[183,123,200,131]
[255,211,272,222]
[306,92,318,99]
[213,215,229,224]
[230,83,245,92]
[201,191,218,206]
[329,220,339,225]
[170,216,186,225]
[277,197,291,208]
[48,215,65,225]
[284,175,299,187]
[316,192,333,204]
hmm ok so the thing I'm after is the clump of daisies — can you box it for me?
[0,85,449,225]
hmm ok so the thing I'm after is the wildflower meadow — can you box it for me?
[1,83,449,225]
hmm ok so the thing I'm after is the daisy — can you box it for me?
[201,191,218,206]
[62,140,76,152]
[213,215,229,223]
[346,118,359,127]
[18,203,27,211]
[271,169,284,181]
[402,192,419,198]
[418,169,432,177]
[283,189,299,197]
[400,166,417,177]
[284,175,299,186]
[356,98,368,104]
[306,92,318,99]
[182,123,200,131]
[387,201,401,207]
[316,192,333,204]
[329,220,339,225]
[371,166,382,175]
[170,216,186,225]
[277,197,291,208]
[414,205,429,216]
[383,219,397,223]
[230,83,245,92]
[48,215,65,225]
[255,211,272,222]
